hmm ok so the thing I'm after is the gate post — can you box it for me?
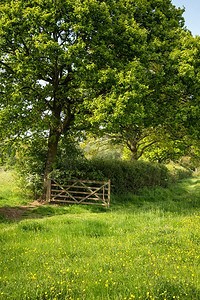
[46,179,51,202]
[108,180,111,207]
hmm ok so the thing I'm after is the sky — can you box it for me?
[171,0,200,36]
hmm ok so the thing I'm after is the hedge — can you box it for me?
[52,158,171,195]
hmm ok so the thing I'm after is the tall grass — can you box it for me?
[0,172,200,299]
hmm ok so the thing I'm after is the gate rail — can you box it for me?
[47,179,110,207]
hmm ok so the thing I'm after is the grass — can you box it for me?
[0,170,32,207]
[0,171,200,299]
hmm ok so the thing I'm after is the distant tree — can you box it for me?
[110,126,161,160]
[80,135,123,160]
[106,124,188,162]
[143,135,190,164]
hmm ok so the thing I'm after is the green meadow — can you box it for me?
[0,171,200,299]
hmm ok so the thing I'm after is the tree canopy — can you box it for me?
[0,0,194,199]
[87,0,187,148]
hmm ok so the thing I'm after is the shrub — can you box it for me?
[14,139,47,198]
[14,136,86,198]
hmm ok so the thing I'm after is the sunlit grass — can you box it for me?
[0,170,31,207]
[0,171,200,299]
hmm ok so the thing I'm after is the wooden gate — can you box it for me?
[47,179,110,207]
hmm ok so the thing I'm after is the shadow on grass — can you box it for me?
[1,177,200,222]
[0,205,44,224]
[0,202,108,223]
[29,202,108,216]
[0,214,15,224]
[155,278,200,299]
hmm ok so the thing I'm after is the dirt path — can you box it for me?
[0,201,43,220]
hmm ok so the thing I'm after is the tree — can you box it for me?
[143,131,191,163]
[87,1,187,155]
[0,0,185,199]
[108,126,175,161]
[0,0,148,199]
[80,135,123,160]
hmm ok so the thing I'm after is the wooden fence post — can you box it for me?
[46,179,51,202]
[108,180,111,207]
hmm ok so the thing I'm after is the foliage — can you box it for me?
[0,146,16,168]
[143,133,190,164]
[14,138,47,198]
[169,32,200,138]
[166,161,192,182]
[178,151,200,171]
[0,0,148,193]
[87,1,186,149]
[11,131,194,198]
[0,0,187,199]
[14,134,193,198]
[106,126,189,161]
[92,159,170,194]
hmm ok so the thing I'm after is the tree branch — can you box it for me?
[138,140,158,159]
[0,60,15,73]
[61,108,74,134]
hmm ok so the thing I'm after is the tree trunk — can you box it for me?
[40,126,61,202]
[130,149,138,160]
[127,139,139,160]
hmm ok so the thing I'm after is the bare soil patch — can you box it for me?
[0,201,43,220]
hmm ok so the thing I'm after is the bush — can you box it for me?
[14,136,86,198]
[14,139,47,198]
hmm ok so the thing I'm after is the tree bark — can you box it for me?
[126,139,139,160]
[130,150,139,160]
[40,126,61,201]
